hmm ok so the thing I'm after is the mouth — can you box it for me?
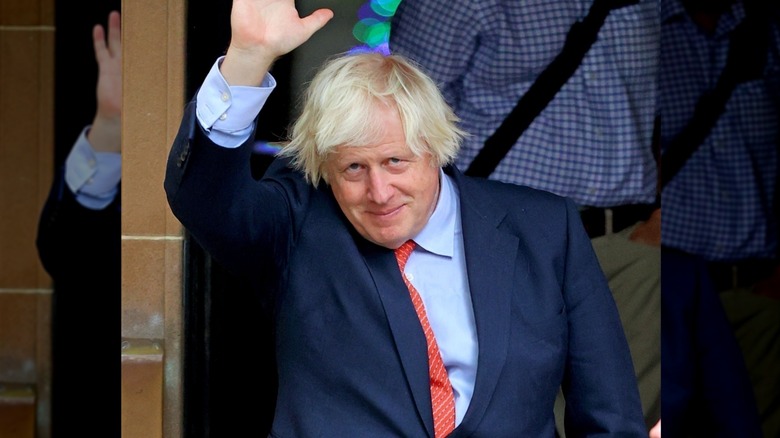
[367,204,404,220]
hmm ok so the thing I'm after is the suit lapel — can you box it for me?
[448,169,518,436]
[354,167,520,437]
[360,240,435,437]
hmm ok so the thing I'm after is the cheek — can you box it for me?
[413,167,440,199]
[331,182,365,210]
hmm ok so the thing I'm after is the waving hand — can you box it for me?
[221,0,333,86]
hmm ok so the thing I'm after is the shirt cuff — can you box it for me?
[196,56,276,148]
[65,126,121,209]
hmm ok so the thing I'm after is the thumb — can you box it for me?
[300,8,334,37]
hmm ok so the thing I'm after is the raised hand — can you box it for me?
[221,0,333,86]
[88,10,122,153]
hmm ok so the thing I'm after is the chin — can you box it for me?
[364,230,405,249]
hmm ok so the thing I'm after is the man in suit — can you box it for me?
[164,0,645,436]
[388,3,662,432]
[36,10,121,436]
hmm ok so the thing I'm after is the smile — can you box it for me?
[368,205,404,219]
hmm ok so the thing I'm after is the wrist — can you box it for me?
[221,46,276,87]
[87,115,121,153]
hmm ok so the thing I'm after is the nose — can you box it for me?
[366,169,393,204]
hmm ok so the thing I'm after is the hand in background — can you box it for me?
[630,208,661,247]
[88,10,122,153]
[649,419,661,438]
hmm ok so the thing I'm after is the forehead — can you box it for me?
[329,141,413,165]
[329,104,409,161]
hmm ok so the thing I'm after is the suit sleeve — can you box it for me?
[163,100,305,281]
[558,198,647,436]
[36,165,121,287]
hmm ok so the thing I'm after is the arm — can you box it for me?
[36,163,120,282]
[37,10,122,280]
[560,198,646,436]
[66,10,122,209]
[164,0,332,276]
[190,0,333,145]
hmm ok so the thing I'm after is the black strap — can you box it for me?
[660,8,769,188]
[465,0,639,177]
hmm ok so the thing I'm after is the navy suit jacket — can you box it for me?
[36,165,121,435]
[165,101,645,437]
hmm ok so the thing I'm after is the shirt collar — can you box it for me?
[413,169,458,258]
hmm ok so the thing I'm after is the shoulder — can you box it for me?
[451,169,578,234]
[458,170,572,212]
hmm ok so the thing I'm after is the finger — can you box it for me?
[107,11,122,56]
[93,24,108,62]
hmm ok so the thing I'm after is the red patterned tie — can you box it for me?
[395,240,456,438]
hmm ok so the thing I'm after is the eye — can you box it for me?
[386,157,410,172]
[341,162,366,179]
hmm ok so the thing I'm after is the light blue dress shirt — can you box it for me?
[64,126,121,209]
[195,57,479,425]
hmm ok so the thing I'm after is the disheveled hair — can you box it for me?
[278,51,467,186]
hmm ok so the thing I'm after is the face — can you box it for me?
[323,104,440,249]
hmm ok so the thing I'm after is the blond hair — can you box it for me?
[278,52,467,186]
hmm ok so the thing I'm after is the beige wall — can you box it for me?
[1,0,188,436]
[0,0,55,436]
[120,0,186,436]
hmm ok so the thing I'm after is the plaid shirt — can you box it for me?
[389,0,659,208]
[659,0,780,261]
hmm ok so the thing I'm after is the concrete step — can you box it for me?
[0,383,36,438]
[121,338,164,438]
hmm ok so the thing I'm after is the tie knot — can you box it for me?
[394,239,416,270]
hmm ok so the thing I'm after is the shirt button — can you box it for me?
[221,92,229,102]
[407,273,414,281]
[219,113,227,121]
[88,159,96,167]
[87,178,94,185]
